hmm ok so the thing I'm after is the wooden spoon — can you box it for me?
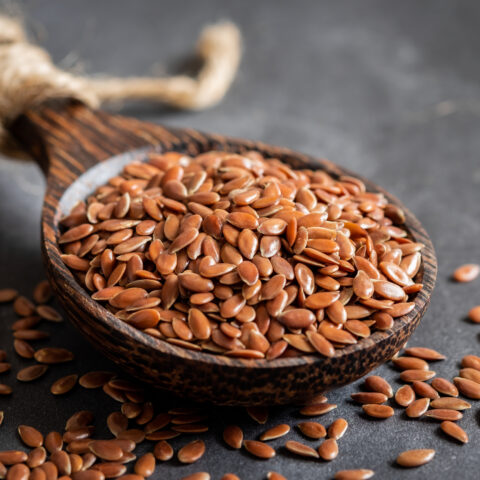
[9,100,437,406]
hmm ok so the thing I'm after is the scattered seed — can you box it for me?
[396,449,435,467]
[351,392,388,404]
[259,424,290,441]
[50,374,78,395]
[0,289,18,303]
[404,347,445,361]
[243,440,275,459]
[297,421,326,439]
[17,365,48,382]
[406,398,430,418]
[431,378,458,397]
[364,376,393,398]
[318,438,338,461]
[452,264,479,282]
[424,409,463,421]
[153,441,173,461]
[177,440,206,463]
[17,425,43,448]
[395,385,415,407]
[453,377,480,399]
[285,440,319,458]
[440,421,468,443]
[362,404,394,419]
[300,403,337,416]
[328,418,348,440]
[334,469,375,480]
[430,397,470,410]
[400,370,436,383]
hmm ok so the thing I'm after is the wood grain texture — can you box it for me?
[10,100,437,405]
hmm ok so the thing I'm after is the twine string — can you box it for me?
[0,16,242,157]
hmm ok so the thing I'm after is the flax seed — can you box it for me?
[334,470,374,480]
[396,449,435,467]
[440,421,468,443]
[297,422,326,439]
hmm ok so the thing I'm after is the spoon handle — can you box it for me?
[9,100,202,186]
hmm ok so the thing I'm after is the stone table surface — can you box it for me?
[1,0,480,478]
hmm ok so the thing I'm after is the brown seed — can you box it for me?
[92,462,127,478]
[300,403,337,417]
[0,288,18,303]
[297,421,326,439]
[79,371,115,389]
[328,418,348,440]
[51,374,78,395]
[431,377,458,397]
[304,291,340,310]
[452,263,480,282]
[266,472,286,480]
[17,425,43,448]
[412,381,439,400]
[392,356,429,371]
[468,305,480,323]
[453,377,480,399]
[13,339,35,359]
[430,397,470,410]
[34,348,74,364]
[223,425,243,449]
[461,355,480,371]
[72,470,105,480]
[459,367,480,384]
[259,424,290,441]
[424,409,463,421]
[365,376,393,398]
[243,440,275,459]
[177,440,206,464]
[334,470,374,480]
[406,398,430,418]
[395,385,415,407]
[440,421,468,443]
[400,370,436,383]
[396,449,435,467]
[50,450,71,476]
[13,296,36,316]
[285,440,319,458]
[0,451,28,465]
[246,406,268,424]
[44,432,63,454]
[404,347,445,361]
[5,463,29,480]
[278,309,315,329]
[180,474,210,480]
[351,392,388,404]
[317,438,338,461]
[27,447,47,469]
[66,411,94,432]
[36,305,63,323]
[153,441,174,461]
[362,404,394,419]
[89,441,123,461]
[134,453,155,477]
[17,365,48,382]
[0,384,12,395]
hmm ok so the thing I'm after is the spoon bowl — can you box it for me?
[11,101,437,405]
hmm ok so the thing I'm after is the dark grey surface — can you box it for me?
[1,0,480,478]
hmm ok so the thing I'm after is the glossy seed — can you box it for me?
[452,264,479,282]
[259,424,290,441]
[453,377,480,399]
[285,440,319,458]
[395,385,415,407]
[297,421,326,439]
[404,347,445,361]
[424,409,463,421]
[17,365,48,382]
[243,440,275,459]
[300,403,337,416]
[328,418,348,440]
[396,449,435,467]
[430,397,470,410]
[440,421,468,443]
[400,370,436,383]
[406,398,430,418]
[362,404,394,419]
[51,374,78,395]
[18,425,43,448]
[365,376,393,398]
[351,392,388,404]
[153,441,174,461]
[334,470,375,480]
[134,453,155,477]
[317,438,338,461]
[177,440,205,464]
